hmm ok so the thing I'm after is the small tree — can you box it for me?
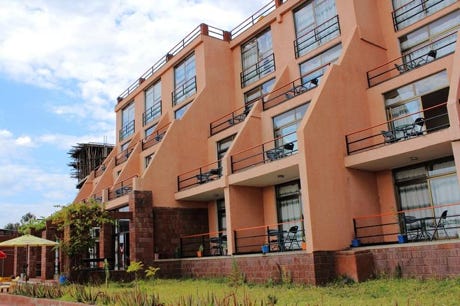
[51,200,113,274]
[126,260,144,288]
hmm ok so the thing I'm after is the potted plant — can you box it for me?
[196,244,204,257]
[301,234,307,250]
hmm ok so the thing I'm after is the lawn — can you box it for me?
[54,276,460,305]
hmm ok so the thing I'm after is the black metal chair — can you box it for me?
[430,210,449,241]
[407,117,425,137]
[285,226,301,250]
[404,215,422,241]
[381,130,397,144]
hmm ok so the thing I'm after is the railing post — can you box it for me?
[230,156,234,173]
[179,237,183,258]
[177,175,180,192]
[233,230,238,255]
[345,135,350,155]
[353,218,358,238]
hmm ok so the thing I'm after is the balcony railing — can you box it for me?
[367,31,457,87]
[142,123,170,151]
[95,164,106,177]
[119,120,135,141]
[294,15,341,58]
[172,76,197,106]
[392,0,456,31]
[117,24,228,102]
[234,219,305,255]
[180,231,227,258]
[209,105,251,136]
[115,146,135,166]
[177,161,222,191]
[92,194,103,204]
[231,133,298,173]
[108,175,137,200]
[240,53,275,88]
[353,202,460,246]
[143,102,162,126]
[345,102,449,155]
[230,1,277,39]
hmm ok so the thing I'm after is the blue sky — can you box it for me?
[0,0,267,227]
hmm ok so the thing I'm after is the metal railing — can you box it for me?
[294,15,341,58]
[180,231,227,258]
[143,102,162,126]
[142,123,170,151]
[115,146,135,166]
[172,76,197,106]
[231,133,298,173]
[177,160,223,191]
[366,31,457,87]
[209,105,252,136]
[95,164,106,177]
[234,219,305,255]
[240,53,275,88]
[108,175,137,200]
[231,1,277,39]
[392,0,456,31]
[119,120,135,141]
[345,102,449,155]
[353,202,460,246]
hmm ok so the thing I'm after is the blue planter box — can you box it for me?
[351,238,361,247]
[398,234,408,243]
[261,245,269,254]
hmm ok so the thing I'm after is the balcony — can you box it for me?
[177,161,222,192]
[142,123,170,151]
[115,146,135,166]
[210,105,251,136]
[392,0,457,31]
[172,76,197,106]
[108,176,136,200]
[94,164,106,177]
[119,120,135,141]
[231,133,298,173]
[353,202,460,246]
[345,102,449,155]
[143,102,162,126]
[240,53,275,88]
[367,31,457,87]
[180,231,227,258]
[294,15,341,58]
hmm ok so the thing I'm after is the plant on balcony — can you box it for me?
[197,244,204,257]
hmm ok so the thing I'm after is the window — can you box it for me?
[299,44,341,85]
[120,103,135,140]
[217,135,235,168]
[173,53,196,105]
[392,0,457,30]
[244,78,275,105]
[276,180,303,246]
[294,0,338,57]
[216,199,226,233]
[384,70,449,137]
[399,11,459,64]
[273,103,309,149]
[145,124,157,139]
[394,157,460,236]
[241,29,274,87]
[120,141,130,152]
[144,82,162,125]
[175,102,191,119]
[145,153,154,168]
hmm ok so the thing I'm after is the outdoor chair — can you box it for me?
[381,130,397,144]
[285,225,301,250]
[430,210,449,241]
[407,117,425,137]
[404,215,422,241]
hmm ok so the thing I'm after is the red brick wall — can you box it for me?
[129,191,154,265]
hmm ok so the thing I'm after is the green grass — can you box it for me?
[55,276,460,305]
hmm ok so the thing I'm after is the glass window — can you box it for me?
[145,153,154,168]
[294,0,338,57]
[144,82,162,125]
[145,124,157,138]
[244,78,275,105]
[276,180,303,248]
[174,103,191,119]
[273,103,309,149]
[241,29,274,87]
[216,199,226,232]
[394,157,460,236]
[299,44,341,85]
[120,141,130,152]
[120,102,135,140]
[392,0,457,30]
[217,135,235,168]
[174,54,196,104]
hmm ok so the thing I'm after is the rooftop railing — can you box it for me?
[108,175,137,200]
[177,160,222,191]
[240,53,275,88]
[367,31,457,87]
[180,231,227,258]
[142,123,170,151]
[234,219,304,255]
[230,1,277,39]
[353,202,460,246]
[115,146,135,166]
[294,15,340,58]
[345,102,449,155]
[231,132,298,173]
[392,0,456,31]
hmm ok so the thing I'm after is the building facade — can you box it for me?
[73,0,460,282]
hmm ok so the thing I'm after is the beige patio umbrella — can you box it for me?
[0,234,58,278]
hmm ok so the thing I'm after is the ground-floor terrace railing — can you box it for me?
[353,202,460,246]
[142,123,170,150]
[177,161,222,191]
[234,219,305,254]
[108,175,137,200]
[345,102,449,155]
[180,231,227,258]
[366,31,457,87]
[231,132,298,173]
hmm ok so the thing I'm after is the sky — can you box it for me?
[0,0,268,228]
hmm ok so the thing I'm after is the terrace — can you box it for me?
[177,161,223,192]
[142,123,170,151]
